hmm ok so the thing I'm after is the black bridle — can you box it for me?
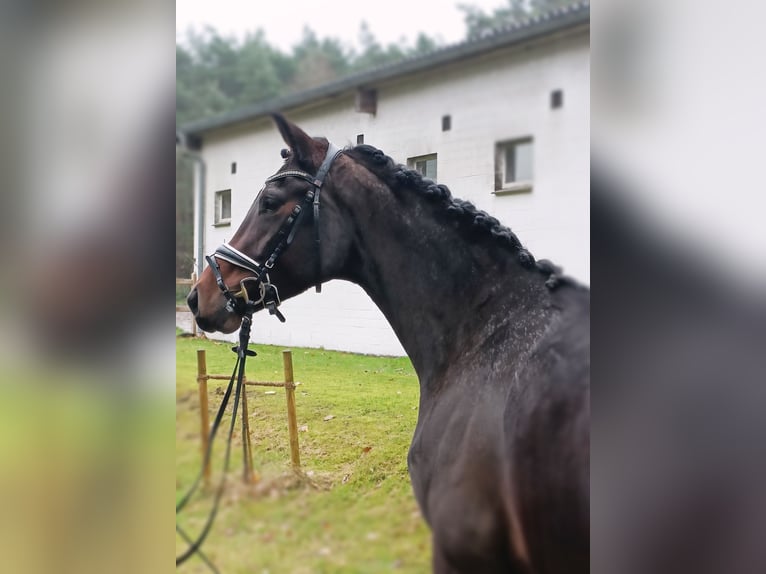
[205,142,342,322]
[177,142,341,571]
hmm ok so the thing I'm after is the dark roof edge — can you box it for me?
[180,3,589,138]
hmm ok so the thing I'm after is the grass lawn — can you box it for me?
[176,334,431,573]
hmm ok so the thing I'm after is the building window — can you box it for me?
[442,115,451,131]
[494,139,533,194]
[357,134,364,144]
[550,89,563,109]
[214,189,231,225]
[355,88,377,115]
[408,154,438,180]
[231,161,237,174]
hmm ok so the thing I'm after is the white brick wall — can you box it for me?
[197,31,589,356]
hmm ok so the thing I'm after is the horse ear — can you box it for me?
[271,113,317,169]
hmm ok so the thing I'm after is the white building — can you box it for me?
[179,3,589,356]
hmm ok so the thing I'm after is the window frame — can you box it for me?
[214,189,232,226]
[407,153,438,181]
[494,138,534,195]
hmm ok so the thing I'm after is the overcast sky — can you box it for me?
[176,0,508,52]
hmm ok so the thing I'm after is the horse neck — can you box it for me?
[337,180,552,385]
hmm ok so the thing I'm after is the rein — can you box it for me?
[176,314,254,572]
[176,142,341,571]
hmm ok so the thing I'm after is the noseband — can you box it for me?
[205,142,342,322]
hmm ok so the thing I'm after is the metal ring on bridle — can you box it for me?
[230,277,267,306]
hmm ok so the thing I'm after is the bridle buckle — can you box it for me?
[262,283,285,322]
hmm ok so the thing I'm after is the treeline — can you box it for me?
[176,1,573,126]
[176,24,439,126]
[176,1,574,276]
[460,0,579,39]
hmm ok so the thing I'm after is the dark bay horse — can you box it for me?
[188,115,590,573]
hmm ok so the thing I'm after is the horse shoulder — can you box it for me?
[502,288,590,573]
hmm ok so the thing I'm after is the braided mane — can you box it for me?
[345,144,574,290]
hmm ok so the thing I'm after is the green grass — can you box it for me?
[176,335,431,573]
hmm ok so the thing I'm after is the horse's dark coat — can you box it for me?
[188,115,590,573]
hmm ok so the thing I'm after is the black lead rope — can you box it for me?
[177,526,219,573]
[176,315,256,571]
[175,355,239,515]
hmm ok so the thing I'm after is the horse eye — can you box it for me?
[260,196,282,214]
[280,148,290,159]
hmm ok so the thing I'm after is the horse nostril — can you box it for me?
[187,288,199,315]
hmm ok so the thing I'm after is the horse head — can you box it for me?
[188,115,355,333]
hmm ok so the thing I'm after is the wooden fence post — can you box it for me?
[240,378,255,483]
[282,350,301,471]
[197,349,211,489]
